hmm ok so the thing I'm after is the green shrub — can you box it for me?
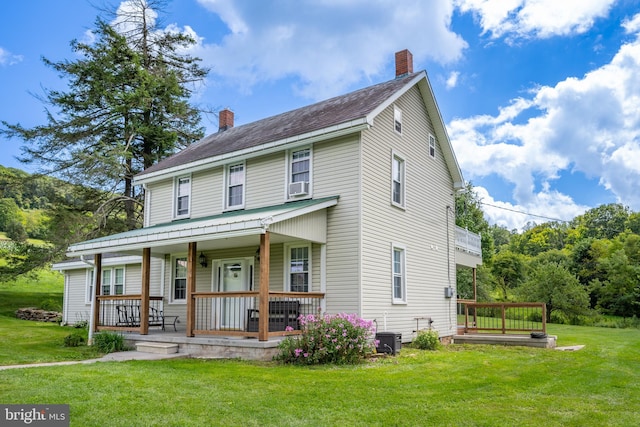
[63,331,86,347]
[92,331,129,353]
[275,313,377,365]
[74,320,89,329]
[40,298,62,312]
[412,329,440,350]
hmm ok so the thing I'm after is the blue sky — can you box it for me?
[1,0,639,230]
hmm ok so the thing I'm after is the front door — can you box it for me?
[213,259,252,330]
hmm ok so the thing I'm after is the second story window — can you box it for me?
[288,148,311,197]
[394,106,402,134]
[429,134,436,158]
[392,152,405,208]
[175,176,191,218]
[226,163,245,209]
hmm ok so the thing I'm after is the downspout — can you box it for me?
[446,206,455,331]
[80,255,96,343]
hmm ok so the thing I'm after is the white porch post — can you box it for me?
[186,242,197,337]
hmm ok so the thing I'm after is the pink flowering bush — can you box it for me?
[275,313,378,365]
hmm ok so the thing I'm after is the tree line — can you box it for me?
[456,184,640,324]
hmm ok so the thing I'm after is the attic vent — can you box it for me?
[289,181,309,196]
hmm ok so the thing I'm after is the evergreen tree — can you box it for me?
[1,0,207,230]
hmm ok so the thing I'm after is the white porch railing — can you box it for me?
[455,226,482,257]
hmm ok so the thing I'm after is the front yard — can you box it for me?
[1,275,639,426]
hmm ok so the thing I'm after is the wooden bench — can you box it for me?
[246,301,300,332]
[116,305,178,331]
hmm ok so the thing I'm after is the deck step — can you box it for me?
[135,342,179,354]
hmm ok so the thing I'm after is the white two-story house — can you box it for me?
[55,50,482,356]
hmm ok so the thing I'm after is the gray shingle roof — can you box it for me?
[137,72,421,177]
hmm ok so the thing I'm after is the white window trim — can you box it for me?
[284,242,312,292]
[170,255,188,304]
[391,150,406,209]
[98,266,126,297]
[429,134,436,159]
[392,243,407,304]
[224,161,246,211]
[173,175,192,219]
[394,105,402,135]
[85,269,94,304]
[286,147,313,200]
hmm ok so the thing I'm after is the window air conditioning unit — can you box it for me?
[289,181,309,196]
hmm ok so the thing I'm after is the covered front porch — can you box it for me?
[67,197,339,343]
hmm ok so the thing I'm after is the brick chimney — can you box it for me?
[395,49,413,78]
[218,108,234,132]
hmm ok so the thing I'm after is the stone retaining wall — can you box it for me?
[16,308,62,323]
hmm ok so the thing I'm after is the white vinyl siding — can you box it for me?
[311,135,361,314]
[146,179,173,226]
[191,168,223,218]
[360,85,457,337]
[245,153,285,207]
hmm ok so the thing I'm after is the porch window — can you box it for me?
[175,176,191,218]
[394,105,402,134]
[226,162,245,209]
[391,152,405,208]
[392,245,406,303]
[102,269,111,295]
[101,267,125,296]
[86,269,94,303]
[173,257,187,302]
[288,148,311,198]
[429,134,436,158]
[286,244,310,292]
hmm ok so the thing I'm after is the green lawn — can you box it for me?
[1,275,639,426]
[0,324,638,426]
[0,270,102,364]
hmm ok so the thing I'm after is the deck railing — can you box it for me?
[192,291,324,338]
[458,301,546,334]
[455,226,482,256]
[95,295,163,331]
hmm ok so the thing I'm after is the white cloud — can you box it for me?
[455,0,616,40]
[448,18,640,224]
[446,71,460,89]
[0,47,23,66]
[194,0,468,99]
[473,186,588,231]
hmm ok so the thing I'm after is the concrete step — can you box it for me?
[135,342,179,354]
